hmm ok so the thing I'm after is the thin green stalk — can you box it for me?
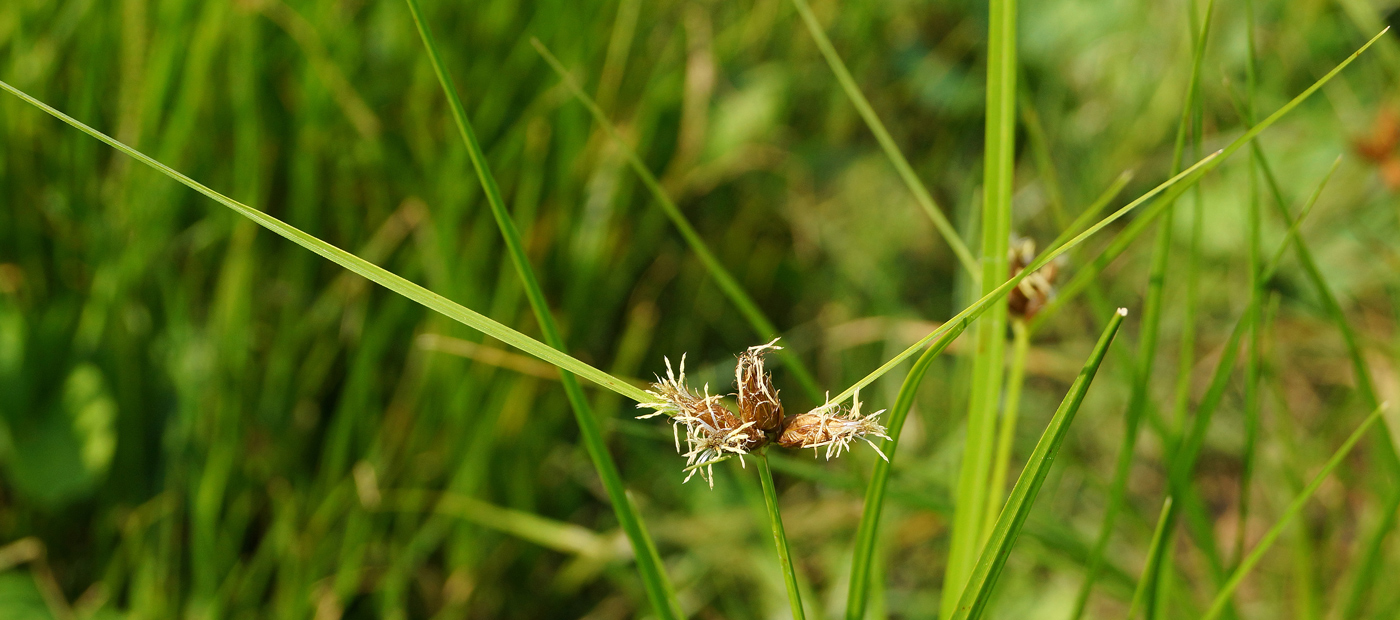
[942,0,1019,612]
[530,38,822,402]
[983,319,1031,541]
[845,315,963,619]
[1124,497,1175,620]
[402,2,681,617]
[1069,3,1214,613]
[1201,405,1390,620]
[757,454,805,620]
[949,308,1128,620]
[786,0,978,276]
[0,83,655,402]
[1237,0,1263,570]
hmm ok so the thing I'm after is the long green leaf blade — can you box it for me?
[950,308,1128,620]
[0,80,655,406]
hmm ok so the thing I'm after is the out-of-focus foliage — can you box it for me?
[1,0,1399,617]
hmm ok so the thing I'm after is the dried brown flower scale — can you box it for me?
[1007,237,1060,319]
[638,340,889,487]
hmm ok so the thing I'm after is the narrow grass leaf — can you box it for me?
[949,308,1128,620]
[787,0,978,276]
[1124,497,1175,620]
[403,2,681,616]
[0,81,655,404]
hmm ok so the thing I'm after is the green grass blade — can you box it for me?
[0,82,655,405]
[845,315,964,619]
[1201,404,1390,620]
[530,38,823,402]
[941,0,1020,612]
[402,2,681,617]
[786,0,979,276]
[949,308,1128,620]
[758,454,805,620]
[834,25,1386,408]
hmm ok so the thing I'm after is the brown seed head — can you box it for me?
[777,391,890,461]
[736,339,784,433]
[1007,237,1060,319]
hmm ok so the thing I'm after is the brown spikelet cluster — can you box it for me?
[638,340,888,487]
[776,390,890,460]
[1007,237,1060,319]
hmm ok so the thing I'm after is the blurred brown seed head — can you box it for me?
[1007,237,1060,320]
[736,338,784,433]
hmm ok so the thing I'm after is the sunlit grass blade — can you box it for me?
[833,24,1386,408]
[941,0,1020,613]
[758,454,806,620]
[1201,404,1389,620]
[0,82,654,402]
[402,2,681,617]
[786,0,978,276]
[948,308,1127,620]
[530,38,822,402]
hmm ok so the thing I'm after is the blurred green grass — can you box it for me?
[2,0,1400,617]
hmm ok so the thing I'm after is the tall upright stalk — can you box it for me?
[401,2,682,616]
[941,0,1017,616]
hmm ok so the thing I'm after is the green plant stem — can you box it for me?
[786,0,978,277]
[530,38,822,403]
[1202,405,1390,620]
[757,453,805,620]
[942,0,1018,612]
[402,2,681,617]
[983,319,1031,541]
[950,308,1127,620]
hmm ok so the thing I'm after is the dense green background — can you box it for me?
[2,0,1399,617]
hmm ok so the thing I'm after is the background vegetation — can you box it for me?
[1,0,1399,617]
